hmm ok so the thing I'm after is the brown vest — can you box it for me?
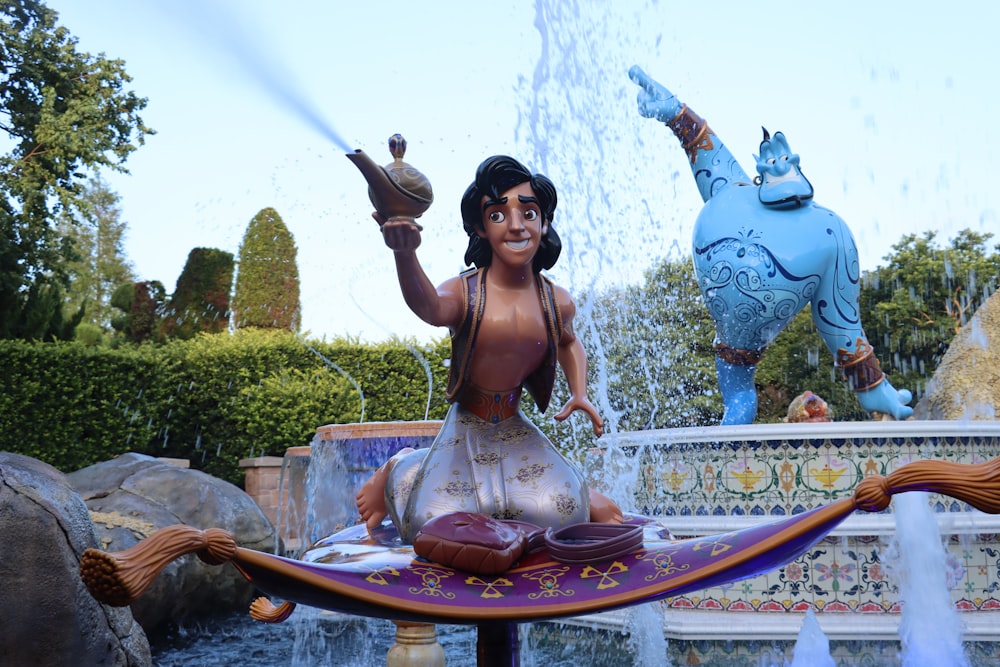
[445,267,563,413]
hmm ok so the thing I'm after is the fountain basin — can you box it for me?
[592,420,1000,642]
[276,421,443,553]
[236,419,1000,660]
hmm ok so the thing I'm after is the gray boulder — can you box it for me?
[68,453,278,634]
[0,452,150,666]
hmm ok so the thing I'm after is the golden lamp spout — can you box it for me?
[346,134,433,220]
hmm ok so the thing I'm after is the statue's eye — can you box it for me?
[781,155,789,161]
[524,209,539,221]
[767,158,776,165]
[488,211,505,223]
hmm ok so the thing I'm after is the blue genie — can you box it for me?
[628,66,913,425]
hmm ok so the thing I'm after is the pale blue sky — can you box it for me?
[51,1,999,342]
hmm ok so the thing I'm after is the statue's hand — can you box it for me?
[554,396,604,437]
[856,381,914,421]
[628,66,682,123]
[378,215,423,252]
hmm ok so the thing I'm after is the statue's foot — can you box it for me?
[589,489,623,524]
[356,448,413,533]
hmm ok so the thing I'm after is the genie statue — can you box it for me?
[629,66,913,425]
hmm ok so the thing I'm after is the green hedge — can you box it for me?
[0,329,450,485]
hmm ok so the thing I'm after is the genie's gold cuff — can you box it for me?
[667,104,715,164]
[714,342,765,366]
[836,339,886,392]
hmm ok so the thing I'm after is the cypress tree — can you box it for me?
[232,207,302,331]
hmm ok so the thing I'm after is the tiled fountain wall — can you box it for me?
[593,420,1000,642]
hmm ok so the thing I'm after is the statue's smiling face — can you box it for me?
[754,131,814,208]
[478,182,548,268]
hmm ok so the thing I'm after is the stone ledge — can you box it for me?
[561,607,1000,641]
[662,511,1000,537]
[238,456,284,468]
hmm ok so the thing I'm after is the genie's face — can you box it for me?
[754,131,813,208]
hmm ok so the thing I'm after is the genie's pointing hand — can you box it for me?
[628,66,682,123]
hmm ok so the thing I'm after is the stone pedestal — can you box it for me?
[239,455,284,526]
[386,622,446,667]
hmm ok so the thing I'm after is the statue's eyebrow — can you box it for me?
[518,195,539,206]
[482,196,508,214]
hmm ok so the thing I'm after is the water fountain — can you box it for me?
[85,127,1000,663]
[89,2,1000,665]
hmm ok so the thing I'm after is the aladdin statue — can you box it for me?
[628,66,913,425]
[357,155,621,542]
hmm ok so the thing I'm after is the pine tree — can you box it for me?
[232,207,301,331]
[57,177,136,332]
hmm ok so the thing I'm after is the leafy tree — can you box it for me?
[57,176,135,332]
[73,320,101,347]
[0,1,152,339]
[110,280,166,343]
[232,207,301,331]
[158,248,234,340]
[572,258,720,434]
[754,310,860,422]
[859,228,1000,400]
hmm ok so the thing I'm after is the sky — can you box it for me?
[49,0,1000,344]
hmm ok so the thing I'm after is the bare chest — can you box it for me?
[472,288,549,376]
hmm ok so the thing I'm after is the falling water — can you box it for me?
[347,291,437,421]
[623,603,669,666]
[295,333,366,422]
[514,0,683,656]
[886,492,970,667]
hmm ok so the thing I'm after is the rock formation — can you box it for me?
[914,289,1000,420]
[68,453,278,634]
[0,452,150,666]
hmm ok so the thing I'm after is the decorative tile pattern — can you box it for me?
[629,433,1000,516]
[595,423,1000,624]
